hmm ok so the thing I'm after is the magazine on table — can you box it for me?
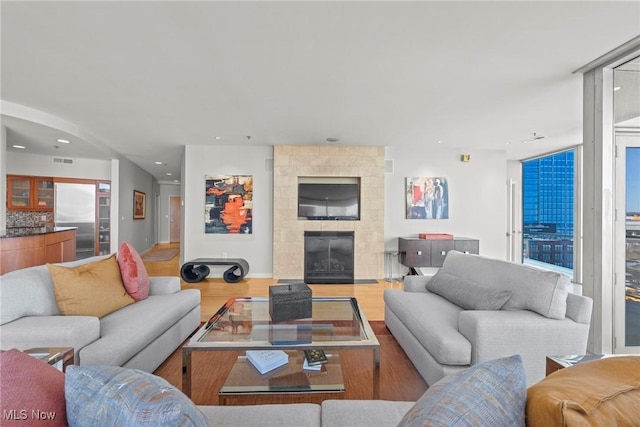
[246,350,289,374]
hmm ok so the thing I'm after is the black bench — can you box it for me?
[180,258,250,283]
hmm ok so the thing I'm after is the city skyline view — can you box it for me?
[627,147,640,214]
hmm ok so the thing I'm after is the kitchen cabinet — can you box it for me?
[7,175,54,211]
[0,228,76,275]
[398,237,479,271]
[96,182,111,256]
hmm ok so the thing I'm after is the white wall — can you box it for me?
[183,145,274,277]
[5,151,111,180]
[117,157,156,254]
[182,144,510,278]
[384,146,508,274]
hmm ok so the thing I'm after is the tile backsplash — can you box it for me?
[6,211,54,228]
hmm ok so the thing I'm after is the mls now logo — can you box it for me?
[3,409,57,421]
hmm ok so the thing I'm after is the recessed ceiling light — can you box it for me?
[437,140,443,144]
[614,86,622,91]
[173,179,179,183]
[166,173,172,176]
[155,161,163,165]
[12,144,26,149]
[215,136,222,140]
[56,138,71,144]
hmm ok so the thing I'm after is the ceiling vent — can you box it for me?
[53,157,74,164]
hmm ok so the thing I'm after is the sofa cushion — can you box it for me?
[526,356,640,426]
[426,270,512,310]
[397,355,526,427]
[48,254,135,318]
[198,404,322,427]
[321,400,415,427]
[442,251,570,319]
[78,289,201,366]
[0,349,66,427]
[117,241,150,301]
[65,365,207,426]
[384,289,471,365]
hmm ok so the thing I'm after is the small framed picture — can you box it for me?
[133,190,146,220]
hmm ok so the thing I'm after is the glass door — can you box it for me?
[97,182,111,256]
[614,54,640,353]
[35,178,54,210]
[615,137,640,353]
[8,176,31,209]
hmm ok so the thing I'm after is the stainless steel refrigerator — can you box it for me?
[55,182,96,260]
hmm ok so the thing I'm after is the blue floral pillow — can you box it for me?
[65,365,207,427]
[397,355,526,427]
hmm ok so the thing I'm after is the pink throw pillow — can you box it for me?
[0,349,67,426]
[117,242,150,301]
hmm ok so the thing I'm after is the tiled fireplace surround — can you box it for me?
[272,145,385,280]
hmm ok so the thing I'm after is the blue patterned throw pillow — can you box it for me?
[397,355,526,427]
[65,365,208,427]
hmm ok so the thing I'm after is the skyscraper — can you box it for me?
[522,150,574,269]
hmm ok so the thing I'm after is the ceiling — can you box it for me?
[2,1,639,182]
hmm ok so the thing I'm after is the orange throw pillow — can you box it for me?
[49,255,135,318]
[117,242,150,301]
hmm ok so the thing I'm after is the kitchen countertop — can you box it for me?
[0,226,77,239]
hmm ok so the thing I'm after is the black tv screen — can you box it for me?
[298,183,360,220]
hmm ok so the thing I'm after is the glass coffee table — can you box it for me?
[182,297,380,400]
[218,351,344,404]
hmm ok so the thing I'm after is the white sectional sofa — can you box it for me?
[0,255,201,372]
[384,250,593,386]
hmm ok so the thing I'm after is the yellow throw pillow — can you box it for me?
[49,255,135,318]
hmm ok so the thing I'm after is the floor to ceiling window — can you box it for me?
[522,150,575,279]
[614,54,640,350]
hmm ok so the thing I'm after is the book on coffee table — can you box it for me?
[246,350,289,374]
[304,349,328,366]
[303,357,323,371]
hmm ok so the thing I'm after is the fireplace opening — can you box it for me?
[304,231,354,284]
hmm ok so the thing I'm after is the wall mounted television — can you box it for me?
[298,178,360,220]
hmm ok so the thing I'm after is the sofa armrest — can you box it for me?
[403,275,432,293]
[565,292,593,324]
[148,276,181,295]
[458,310,590,385]
[0,315,100,362]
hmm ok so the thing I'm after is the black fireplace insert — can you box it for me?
[304,231,354,284]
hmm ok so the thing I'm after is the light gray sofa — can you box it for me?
[0,255,201,372]
[197,400,415,427]
[384,250,593,386]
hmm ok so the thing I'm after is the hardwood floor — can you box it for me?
[143,243,404,323]
[145,243,427,404]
